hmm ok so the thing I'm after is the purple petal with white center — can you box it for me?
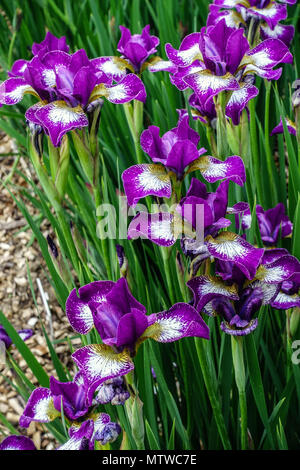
[71,344,134,403]
[260,23,295,47]
[57,420,94,451]
[91,56,129,82]
[66,281,115,334]
[165,33,202,67]
[0,435,36,451]
[246,3,287,29]
[141,303,209,342]
[206,231,264,279]
[147,59,177,73]
[188,155,246,186]
[25,102,45,126]
[17,329,34,342]
[169,61,206,91]
[0,78,36,105]
[226,83,259,125]
[105,74,146,103]
[187,275,239,312]
[246,38,293,70]
[248,280,279,305]
[183,70,239,105]
[19,388,60,428]
[122,164,171,207]
[93,413,121,446]
[262,248,289,264]
[256,255,300,284]
[8,59,29,78]
[35,100,88,147]
[270,117,296,136]
[127,211,182,247]
[271,291,300,310]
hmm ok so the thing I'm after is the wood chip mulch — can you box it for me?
[0,132,80,449]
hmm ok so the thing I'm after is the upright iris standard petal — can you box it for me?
[34,100,89,147]
[0,435,36,451]
[117,25,159,73]
[122,164,172,207]
[49,376,90,421]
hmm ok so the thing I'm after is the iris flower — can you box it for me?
[66,278,209,402]
[0,32,146,146]
[208,0,296,46]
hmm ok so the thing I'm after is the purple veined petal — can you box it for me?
[66,288,94,335]
[262,247,290,264]
[187,155,246,186]
[72,344,134,405]
[127,211,188,247]
[226,83,259,125]
[19,388,60,428]
[248,280,280,305]
[66,281,114,334]
[0,77,38,105]
[169,61,206,91]
[246,38,293,70]
[141,302,209,342]
[187,275,239,312]
[247,3,287,29]
[271,290,300,310]
[8,59,29,78]
[256,255,300,284]
[166,140,200,177]
[260,23,295,47]
[57,420,94,451]
[220,318,258,336]
[93,413,121,446]
[35,100,88,147]
[165,33,202,67]
[270,117,296,136]
[32,31,70,56]
[206,231,264,279]
[17,329,34,342]
[243,64,283,80]
[122,164,172,207]
[104,74,146,103]
[183,70,240,105]
[147,58,178,73]
[25,102,45,126]
[0,435,36,451]
[91,56,131,82]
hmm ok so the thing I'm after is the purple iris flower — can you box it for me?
[270,117,297,136]
[18,373,121,450]
[0,435,36,451]
[188,247,300,335]
[0,325,33,350]
[94,377,130,406]
[122,115,246,207]
[0,32,146,147]
[117,25,160,73]
[208,0,296,46]
[65,277,209,402]
[155,19,292,125]
[234,202,293,245]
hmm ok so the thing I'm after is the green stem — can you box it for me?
[264,80,277,204]
[194,338,232,450]
[248,99,263,202]
[124,101,144,164]
[161,247,175,304]
[231,336,248,450]
[93,184,112,280]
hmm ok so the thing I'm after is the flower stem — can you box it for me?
[231,335,248,450]
[264,80,277,205]
[124,101,144,164]
[194,338,232,450]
